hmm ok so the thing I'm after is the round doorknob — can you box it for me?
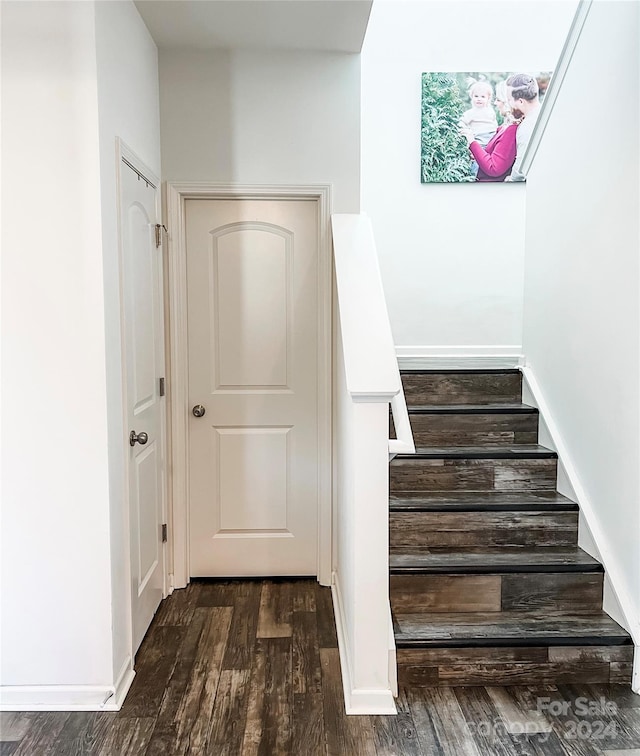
[129,430,149,447]
[192,404,206,418]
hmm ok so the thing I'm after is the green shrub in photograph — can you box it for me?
[421,72,473,183]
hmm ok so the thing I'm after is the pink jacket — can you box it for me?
[469,123,518,182]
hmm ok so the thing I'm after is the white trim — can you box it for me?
[113,656,135,710]
[520,0,593,178]
[165,182,333,589]
[388,608,398,698]
[0,683,125,712]
[520,366,639,690]
[331,575,397,715]
[316,190,333,587]
[352,390,399,403]
[165,182,190,589]
[396,346,523,370]
[115,139,168,672]
[396,345,523,357]
[389,388,415,460]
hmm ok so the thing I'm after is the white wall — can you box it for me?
[522,0,639,640]
[159,49,361,212]
[94,0,162,687]
[361,0,577,357]
[0,0,162,707]
[1,1,114,694]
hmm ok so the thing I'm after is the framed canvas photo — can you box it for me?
[420,71,551,183]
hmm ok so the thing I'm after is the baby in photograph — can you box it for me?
[459,81,498,177]
[459,80,498,146]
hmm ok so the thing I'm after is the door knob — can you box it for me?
[192,405,206,418]
[129,430,149,447]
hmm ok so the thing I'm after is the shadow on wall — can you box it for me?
[159,49,235,182]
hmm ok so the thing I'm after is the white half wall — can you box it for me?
[332,309,396,715]
[159,49,361,212]
[94,0,162,688]
[522,0,640,653]
[1,1,114,695]
[330,214,399,714]
[361,0,578,355]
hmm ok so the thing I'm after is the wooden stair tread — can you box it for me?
[389,546,602,573]
[404,403,537,414]
[389,491,578,512]
[394,444,557,459]
[393,610,632,647]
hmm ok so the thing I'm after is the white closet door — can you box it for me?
[186,198,319,577]
[121,161,166,652]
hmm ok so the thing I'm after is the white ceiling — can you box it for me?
[134,0,373,53]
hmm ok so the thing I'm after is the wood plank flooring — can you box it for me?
[1,579,639,755]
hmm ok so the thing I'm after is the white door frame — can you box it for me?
[164,182,333,589]
[115,138,168,669]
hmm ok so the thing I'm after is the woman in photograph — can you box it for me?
[459,81,518,182]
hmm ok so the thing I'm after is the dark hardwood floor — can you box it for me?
[1,579,639,755]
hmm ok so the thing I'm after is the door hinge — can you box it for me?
[159,377,165,397]
[161,524,168,543]
[155,224,167,249]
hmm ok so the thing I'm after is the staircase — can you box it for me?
[389,369,633,686]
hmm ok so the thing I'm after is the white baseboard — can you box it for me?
[0,657,135,712]
[388,609,398,698]
[0,685,122,712]
[396,346,523,369]
[520,366,639,686]
[331,573,397,715]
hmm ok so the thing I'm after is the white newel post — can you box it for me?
[351,399,395,702]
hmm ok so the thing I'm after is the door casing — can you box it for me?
[165,182,333,589]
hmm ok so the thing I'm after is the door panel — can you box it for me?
[186,199,318,577]
[214,225,291,388]
[217,426,290,531]
[121,161,165,652]
[135,444,160,591]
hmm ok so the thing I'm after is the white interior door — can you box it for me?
[121,158,166,653]
[186,198,319,577]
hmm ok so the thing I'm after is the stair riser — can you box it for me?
[390,458,557,492]
[390,511,578,548]
[401,372,522,406]
[390,573,603,614]
[397,645,633,686]
[400,412,538,447]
